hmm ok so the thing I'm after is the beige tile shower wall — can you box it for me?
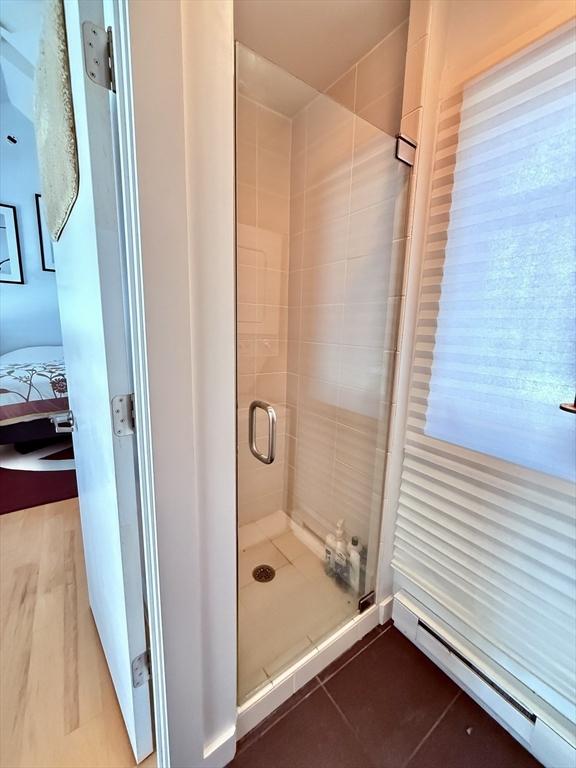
[237,96,292,525]
[326,19,409,138]
[286,91,409,553]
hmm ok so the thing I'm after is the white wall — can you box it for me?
[376,0,450,601]
[441,0,575,94]
[0,101,62,354]
[128,0,237,765]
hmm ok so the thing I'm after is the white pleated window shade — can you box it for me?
[394,20,576,721]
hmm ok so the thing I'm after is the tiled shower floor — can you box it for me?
[238,511,356,702]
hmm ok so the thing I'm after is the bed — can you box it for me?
[0,346,69,443]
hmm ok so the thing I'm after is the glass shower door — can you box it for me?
[235,43,410,703]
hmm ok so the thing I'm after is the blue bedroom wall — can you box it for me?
[0,101,63,355]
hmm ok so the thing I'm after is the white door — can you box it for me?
[50,0,153,761]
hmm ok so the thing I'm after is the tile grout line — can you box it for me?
[400,689,462,768]
[320,680,374,763]
[236,679,322,756]
[319,622,393,684]
[237,624,391,756]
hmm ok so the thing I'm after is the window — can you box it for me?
[422,21,576,482]
[394,21,576,720]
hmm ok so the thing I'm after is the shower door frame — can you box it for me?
[111,1,238,766]
[232,29,416,742]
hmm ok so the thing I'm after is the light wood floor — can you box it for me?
[0,499,156,768]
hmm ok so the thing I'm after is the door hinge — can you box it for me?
[131,651,150,689]
[112,394,135,436]
[358,590,375,613]
[82,22,116,92]
[395,134,417,167]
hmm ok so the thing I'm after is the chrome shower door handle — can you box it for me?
[249,400,276,465]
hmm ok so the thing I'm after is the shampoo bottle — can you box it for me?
[348,536,361,594]
[334,519,348,584]
[325,530,336,575]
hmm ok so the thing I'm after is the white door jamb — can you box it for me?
[103,1,169,764]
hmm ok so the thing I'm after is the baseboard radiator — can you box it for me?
[393,592,576,768]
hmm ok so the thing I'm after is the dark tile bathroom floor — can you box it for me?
[228,623,542,768]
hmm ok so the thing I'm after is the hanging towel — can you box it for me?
[34,0,79,242]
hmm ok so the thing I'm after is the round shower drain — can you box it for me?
[252,564,276,583]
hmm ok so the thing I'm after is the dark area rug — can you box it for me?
[0,446,77,515]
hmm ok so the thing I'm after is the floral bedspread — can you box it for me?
[0,346,69,425]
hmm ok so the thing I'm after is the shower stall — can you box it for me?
[235,35,410,703]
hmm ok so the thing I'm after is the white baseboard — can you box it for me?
[236,598,390,739]
[378,594,393,624]
[203,725,236,768]
[393,591,576,768]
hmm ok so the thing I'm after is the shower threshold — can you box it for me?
[237,586,384,739]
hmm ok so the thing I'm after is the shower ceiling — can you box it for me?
[234,0,409,92]
[236,45,317,116]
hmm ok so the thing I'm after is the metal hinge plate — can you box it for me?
[82,22,116,92]
[131,651,150,688]
[112,394,135,436]
[358,590,375,613]
[395,134,417,167]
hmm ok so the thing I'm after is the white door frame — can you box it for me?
[108,1,238,766]
[103,1,169,764]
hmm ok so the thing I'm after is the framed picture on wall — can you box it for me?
[35,193,55,272]
[0,204,24,284]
